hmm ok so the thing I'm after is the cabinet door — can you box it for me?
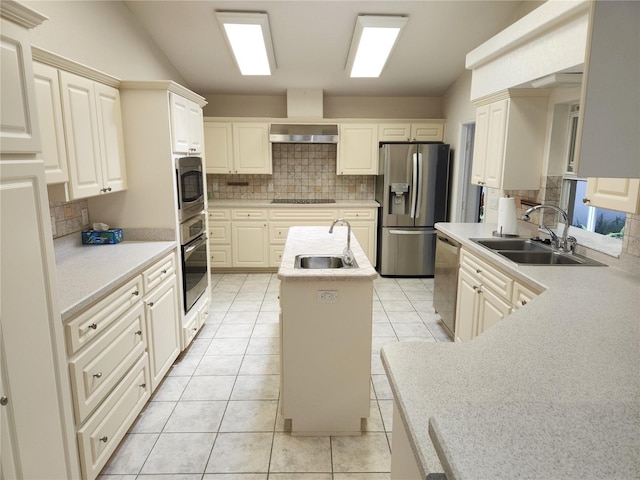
[60,71,103,198]
[94,83,127,194]
[378,123,410,142]
[187,101,203,154]
[483,99,508,189]
[33,62,69,184]
[338,124,378,175]
[169,93,190,154]
[350,223,376,266]
[0,18,40,154]
[232,221,269,267]
[411,123,444,142]
[454,268,479,342]
[232,123,272,174]
[471,104,490,186]
[477,286,512,336]
[584,178,640,214]
[204,122,234,173]
[145,276,181,391]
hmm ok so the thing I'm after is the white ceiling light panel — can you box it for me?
[216,11,276,76]
[346,15,408,78]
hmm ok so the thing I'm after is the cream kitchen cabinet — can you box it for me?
[471,91,549,190]
[60,70,127,199]
[232,209,269,267]
[338,123,379,175]
[378,122,444,142]
[170,92,204,155]
[339,207,377,266]
[583,178,640,215]
[209,208,232,268]
[512,280,541,310]
[33,61,69,184]
[204,121,272,174]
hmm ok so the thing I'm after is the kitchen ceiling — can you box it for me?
[124,1,531,97]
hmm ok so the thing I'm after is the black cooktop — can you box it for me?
[271,199,336,204]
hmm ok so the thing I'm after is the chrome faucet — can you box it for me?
[522,204,576,253]
[329,218,355,265]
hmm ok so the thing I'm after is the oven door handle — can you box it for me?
[184,234,206,255]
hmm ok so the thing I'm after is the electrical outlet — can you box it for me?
[81,209,89,226]
[317,290,338,303]
[50,216,57,237]
[211,181,219,192]
[268,182,274,192]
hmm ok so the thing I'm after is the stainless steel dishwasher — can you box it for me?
[433,232,460,340]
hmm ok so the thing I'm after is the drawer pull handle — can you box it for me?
[135,330,142,336]
[100,436,108,443]
[93,372,103,379]
[140,383,146,388]
[521,300,527,306]
[88,323,98,330]
[132,290,139,296]
[0,396,8,406]
[148,302,154,307]
[583,197,591,204]
[192,327,198,331]
[161,269,167,274]
[476,269,482,274]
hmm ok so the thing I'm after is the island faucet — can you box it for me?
[329,218,355,265]
[521,204,577,253]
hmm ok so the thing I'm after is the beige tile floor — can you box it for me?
[99,273,452,479]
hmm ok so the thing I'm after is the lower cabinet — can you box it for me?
[232,220,269,267]
[455,248,540,342]
[64,251,179,479]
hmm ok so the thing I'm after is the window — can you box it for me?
[560,103,626,243]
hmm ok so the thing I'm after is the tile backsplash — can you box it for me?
[207,144,375,201]
[49,198,90,239]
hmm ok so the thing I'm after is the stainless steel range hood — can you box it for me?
[269,124,338,144]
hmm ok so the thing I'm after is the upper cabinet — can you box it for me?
[0,11,41,154]
[33,61,68,184]
[204,121,271,174]
[60,70,127,199]
[170,93,203,155]
[378,122,444,143]
[338,123,378,175]
[583,178,640,215]
[575,1,640,179]
[471,90,549,190]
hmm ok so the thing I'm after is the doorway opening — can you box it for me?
[457,122,482,222]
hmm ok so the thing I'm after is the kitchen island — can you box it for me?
[382,222,640,479]
[278,225,377,435]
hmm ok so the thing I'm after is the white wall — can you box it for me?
[24,1,185,84]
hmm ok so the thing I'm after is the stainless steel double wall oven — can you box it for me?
[176,156,208,313]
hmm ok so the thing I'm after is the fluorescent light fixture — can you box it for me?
[346,15,408,78]
[215,11,276,76]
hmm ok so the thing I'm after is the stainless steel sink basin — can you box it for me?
[294,255,358,269]
[472,238,549,252]
[471,238,606,266]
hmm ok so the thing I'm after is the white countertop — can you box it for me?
[55,235,176,321]
[277,226,377,281]
[381,222,640,479]
[209,199,379,209]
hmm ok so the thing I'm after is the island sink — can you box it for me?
[294,255,359,269]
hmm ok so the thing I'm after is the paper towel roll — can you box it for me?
[497,197,518,236]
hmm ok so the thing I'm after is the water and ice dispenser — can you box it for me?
[390,183,410,215]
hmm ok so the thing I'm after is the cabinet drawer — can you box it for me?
[77,354,150,480]
[269,221,330,244]
[198,295,211,328]
[512,281,540,309]
[231,209,267,220]
[209,221,231,244]
[208,208,230,220]
[143,252,176,293]
[183,312,199,349]
[338,208,376,221]
[65,275,143,355]
[69,302,146,424]
[270,246,284,267]
[460,249,513,300]
[269,208,337,221]
[210,245,232,268]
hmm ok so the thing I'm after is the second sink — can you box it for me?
[294,255,358,269]
[472,238,549,251]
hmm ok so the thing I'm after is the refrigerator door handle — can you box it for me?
[410,153,418,218]
[415,152,423,219]
[389,229,432,235]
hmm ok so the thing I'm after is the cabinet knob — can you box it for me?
[88,323,98,330]
[135,330,142,336]
[93,372,103,379]
[521,300,527,306]
[161,269,167,274]
[476,269,482,274]
[140,383,146,389]
[583,197,591,204]
[107,187,112,192]
[132,290,139,296]
[0,396,8,406]
[148,302,154,307]
[100,436,108,443]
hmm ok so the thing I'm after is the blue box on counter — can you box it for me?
[81,228,123,245]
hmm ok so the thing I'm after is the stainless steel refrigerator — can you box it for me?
[375,143,450,276]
